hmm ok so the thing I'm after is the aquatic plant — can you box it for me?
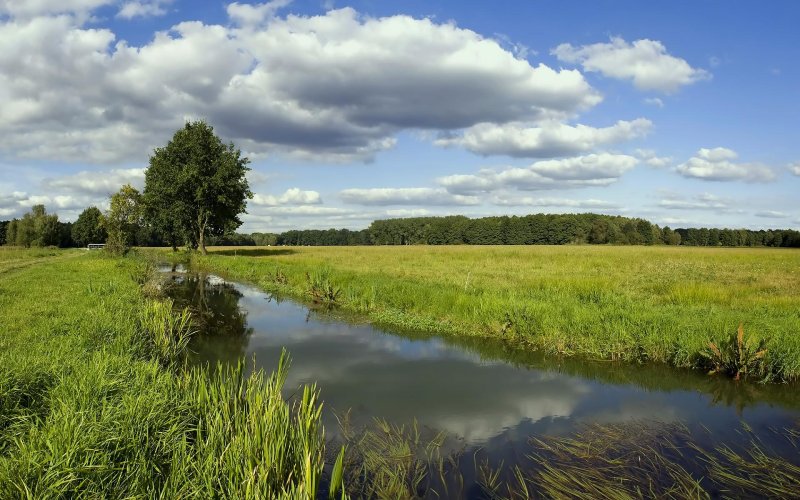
[702,323,769,380]
[306,269,341,304]
[136,299,194,367]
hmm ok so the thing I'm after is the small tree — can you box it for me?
[144,121,252,254]
[72,206,107,247]
[104,185,142,255]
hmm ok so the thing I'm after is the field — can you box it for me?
[0,249,337,498]
[2,246,800,497]
[190,245,800,381]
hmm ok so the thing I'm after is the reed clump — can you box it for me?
[702,323,769,380]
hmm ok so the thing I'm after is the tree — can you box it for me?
[6,205,59,247]
[144,121,252,254]
[105,185,143,255]
[72,206,107,247]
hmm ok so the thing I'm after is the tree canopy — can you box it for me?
[71,206,107,247]
[143,121,252,253]
[4,205,60,247]
[105,184,143,255]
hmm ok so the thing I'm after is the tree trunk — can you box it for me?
[198,214,208,255]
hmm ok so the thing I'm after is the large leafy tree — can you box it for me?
[71,206,107,247]
[143,121,252,254]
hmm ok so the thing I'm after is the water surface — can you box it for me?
[163,267,800,465]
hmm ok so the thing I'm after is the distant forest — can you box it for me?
[4,211,798,249]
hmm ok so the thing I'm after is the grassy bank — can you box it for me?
[0,249,340,498]
[186,245,800,381]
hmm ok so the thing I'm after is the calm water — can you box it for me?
[163,267,800,468]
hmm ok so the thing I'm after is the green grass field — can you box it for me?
[2,246,800,497]
[189,245,800,381]
[0,249,338,498]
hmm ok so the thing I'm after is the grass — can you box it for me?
[180,245,800,382]
[3,246,800,497]
[0,248,338,498]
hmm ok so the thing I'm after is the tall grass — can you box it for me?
[184,245,800,381]
[0,249,337,498]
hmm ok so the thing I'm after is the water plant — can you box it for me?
[306,269,342,304]
[702,323,769,380]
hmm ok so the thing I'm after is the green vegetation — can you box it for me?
[104,184,144,255]
[189,245,800,381]
[0,249,336,497]
[143,120,252,254]
[71,206,107,248]
[274,213,800,247]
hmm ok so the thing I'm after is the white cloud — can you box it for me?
[339,188,480,206]
[658,192,729,210]
[552,37,710,93]
[789,162,800,176]
[0,7,602,164]
[117,0,172,19]
[251,206,349,216]
[384,208,432,217]
[250,188,322,206]
[643,97,664,108]
[755,210,790,219]
[635,149,671,168]
[227,0,292,26]
[491,196,621,209]
[0,0,113,18]
[435,118,651,158]
[675,147,776,182]
[439,153,638,194]
[42,168,146,195]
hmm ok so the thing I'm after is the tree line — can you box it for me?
[2,122,798,250]
[10,210,798,250]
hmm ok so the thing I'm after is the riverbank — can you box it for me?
[0,249,337,497]
[183,245,800,382]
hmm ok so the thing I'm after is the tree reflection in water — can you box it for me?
[167,272,254,366]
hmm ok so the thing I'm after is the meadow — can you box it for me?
[2,246,800,497]
[189,245,800,381]
[0,249,341,498]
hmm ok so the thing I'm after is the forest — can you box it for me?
[3,210,800,249]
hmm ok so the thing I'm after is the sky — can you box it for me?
[1,0,799,232]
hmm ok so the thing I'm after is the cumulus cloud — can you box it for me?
[635,149,671,168]
[675,147,776,182]
[250,188,322,206]
[435,118,651,158]
[117,0,173,19]
[439,153,638,194]
[339,188,480,206]
[0,0,113,18]
[226,0,292,26]
[42,168,146,195]
[491,196,622,209]
[552,37,710,93]
[0,7,601,164]
[789,162,800,176]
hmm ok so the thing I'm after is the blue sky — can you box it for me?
[1,0,798,232]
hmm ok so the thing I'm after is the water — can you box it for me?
[163,266,800,485]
